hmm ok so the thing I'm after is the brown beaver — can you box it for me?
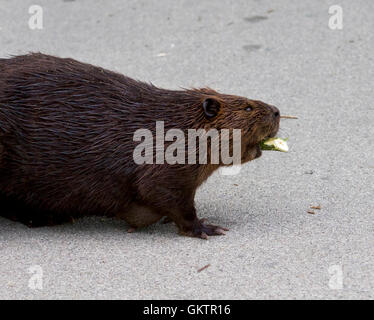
[0,53,280,239]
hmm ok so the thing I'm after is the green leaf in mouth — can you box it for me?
[260,137,289,152]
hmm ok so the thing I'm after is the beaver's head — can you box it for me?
[198,90,280,163]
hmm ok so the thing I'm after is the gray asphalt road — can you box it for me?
[0,0,373,299]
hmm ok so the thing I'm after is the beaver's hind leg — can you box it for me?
[0,192,75,227]
[117,202,164,232]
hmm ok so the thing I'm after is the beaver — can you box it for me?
[0,53,280,239]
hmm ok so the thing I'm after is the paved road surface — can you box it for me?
[0,0,373,299]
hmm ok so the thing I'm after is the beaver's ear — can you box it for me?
[202,97,221,119]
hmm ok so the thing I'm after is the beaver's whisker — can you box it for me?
[280,115,298,119]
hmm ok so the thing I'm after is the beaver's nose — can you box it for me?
[270,105,280,118]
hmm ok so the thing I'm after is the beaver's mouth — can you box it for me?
[257,124,279,144]
[265,128,278,140]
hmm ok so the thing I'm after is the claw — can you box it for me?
[195,219,228,238]
[200,232,209,240]
[179,218,229,239]
[215,228,226,235]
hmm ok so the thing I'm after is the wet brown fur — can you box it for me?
[0,53,279,237]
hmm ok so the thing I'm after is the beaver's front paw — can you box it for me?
[253,144,262,159]
[245,144,262,162]
[180,218,229,239]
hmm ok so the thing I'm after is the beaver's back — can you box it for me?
[0,53,142,215]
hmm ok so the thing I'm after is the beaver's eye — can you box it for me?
[245,106,252,111]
